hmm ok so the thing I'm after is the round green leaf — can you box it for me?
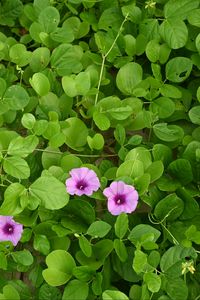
[87,221,111,238]
[3,156,30,179]
[116,62,143,95]
[164,0,199,20]
[30,73,50,96]
[150,97,175,118]
[166,57,192,82]
[116,159,144,179]
[3,85,29,110]
[102,290,129,300]
[30,47,50,72]
[30,175,69,210]
[62,117,88,150]
[43,250,76,286]
[21,113,36,129]
[38,6,60,33]
[62,280,89,300]
[153,123,184,142]
[189,106,200,125]
[160,19,188,49]
[144,272,161,293]
[154,193,184,221]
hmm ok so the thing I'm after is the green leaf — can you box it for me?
[125,147,152,170]
[165,277,188,300]
[0,183,25,215]
[188,9,200,27]
[116,62,143,95]
[87,133,104,150]
[160,19,188,49]
[8,135,38,157]
[166,57,193,82]
[152,144,172,167]
[102,290,129,300]
[60,154,82,173]
[38,284,61,300]
[78,235,92,257]
[128,224,161,244]
[73,266,95,282]
[62,280,89,300]
[30,175,69,210]
[114,239,128,262]
[93,112,110,131]
[87,221,111,238]
[38,6,60,33]
[62,117,88,150]
[153,123,184,142]
[0,0,23,26]
[177,187,199,220]
[164,0,199,20]
[51,44,83,76]
[2,285,20,300]
[11,249,33,266]
[150,97,175,118]
[42,250,76,286]
[168,159,193,185]
[3,85,29,110]
[144,272,161,293]
[21,113,36,130]
[30,73,50,96]
[160,245,197,277]
[115,213,129,239]
[33,234,50,255]
[189,106,200,125]
[154,193,184,222]
[3,156,30,179]
[116,159,144,179]
[30,47,51,72]
[159,84,182,98]
[146,161,164,183]
[133,249,148,274]
[0,252,7,270]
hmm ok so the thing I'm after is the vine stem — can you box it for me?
[35,148,117,158]
[94,13,129,106]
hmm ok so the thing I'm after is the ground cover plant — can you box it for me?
[0,0,200,299]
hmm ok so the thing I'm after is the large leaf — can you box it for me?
[164,0,199,20]
[30,176,69,210]
[42,250,76,286]
[0,0,23,26]
[3,156,30,179]
[116,62,143,95]
[62,280,89,300]
[166,57,192,82]
[160,19,188,49]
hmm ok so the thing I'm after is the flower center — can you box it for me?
[3,223,14,235]
[76,180,88,190]
[114,194,126,205]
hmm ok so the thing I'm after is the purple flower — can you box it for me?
[103,181,139,216]
[0,216,23,246]
[66,167,100,196]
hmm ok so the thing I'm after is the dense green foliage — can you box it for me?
[0,0,200,299]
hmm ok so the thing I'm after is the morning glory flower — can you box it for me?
[0,216,23,246]
[103,181,139,215]
[65,167,100,196]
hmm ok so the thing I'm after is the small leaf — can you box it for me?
[144,272,161,293]
[3,156,30,179]
[78,235,92,257]
[87,221,111,238]
[30,73,50,96]
[114,213,129,239]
